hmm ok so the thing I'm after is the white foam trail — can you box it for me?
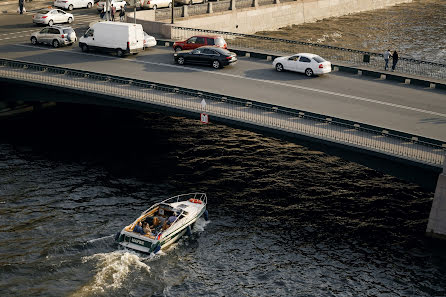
[193,218,210,232]
[70,250,150,297]
[87,235,114,244]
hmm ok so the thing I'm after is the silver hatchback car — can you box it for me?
[30,26,77,48]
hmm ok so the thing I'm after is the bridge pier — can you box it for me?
[426,159,446,239]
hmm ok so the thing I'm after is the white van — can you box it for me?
[79,22,144,57]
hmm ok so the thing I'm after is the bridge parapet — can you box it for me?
[0,58,444,169]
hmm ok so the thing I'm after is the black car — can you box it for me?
[173,46,237,69]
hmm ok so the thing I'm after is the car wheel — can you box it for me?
[52,39,60,48]
[116,48,124,57]
[48,20,54,26]
[68,4,73,11]
[67,17,73,24]
[81,44,89,52]
[305,68,314,77]
[275,63,283,72]
[31,37,37,45]
[212,60,221,69]
[152,4,157,10]
[174,47,182,52]
[177,57,185,65]
[87,2,92,8]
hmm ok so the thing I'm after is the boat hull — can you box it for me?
[116,193,207,254]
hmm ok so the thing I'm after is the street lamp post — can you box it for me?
[171,0,174,24]
[105,0,109,21]
[134,0,136,24]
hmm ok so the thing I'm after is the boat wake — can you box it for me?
[192,217,210,232]
[71,250,151,296]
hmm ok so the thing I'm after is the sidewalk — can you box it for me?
[0,0,53,14]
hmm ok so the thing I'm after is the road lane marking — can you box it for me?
[10,43,446,119]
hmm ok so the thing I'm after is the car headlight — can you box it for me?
[174,53,177,57]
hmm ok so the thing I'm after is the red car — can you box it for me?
[173,35,227,52]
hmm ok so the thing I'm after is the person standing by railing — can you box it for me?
[383,49,391,70]
[391,50,399,71]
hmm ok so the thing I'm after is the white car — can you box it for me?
[54,0,94,10]
[97,0,127,12]
[141,0,172,10]
[273,53,332,77]
[30,25,77,48]
[32,9,74,26]
[143,31,156,49]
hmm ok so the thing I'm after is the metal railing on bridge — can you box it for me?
[171,26,446,80]
[0,58,444,167]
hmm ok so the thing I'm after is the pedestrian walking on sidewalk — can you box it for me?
[100,6,106,20]
[119,5,125,22]
[383,49,391,71]
[391,50,399,71]
[18,0,25,14]
[111,4,116,21]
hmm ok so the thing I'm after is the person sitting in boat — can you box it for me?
[142,221,151,234]
[162,213,178,230]
[142,221,155,239]
[144,216,163,233]
[133,221,145,235]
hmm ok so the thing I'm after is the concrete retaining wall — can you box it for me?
[173,0,412,35]
[130,0,412,38]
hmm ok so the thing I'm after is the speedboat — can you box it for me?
[115,193,208,254]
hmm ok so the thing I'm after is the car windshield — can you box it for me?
[215,37,225,46]
[312,56,326,63]
[38,9,50,14]
[63,28,73,34]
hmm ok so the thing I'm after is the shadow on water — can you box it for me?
[0,100,445,297]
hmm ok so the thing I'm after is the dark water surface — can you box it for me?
[258,0,446,63]
[0,104,445,297]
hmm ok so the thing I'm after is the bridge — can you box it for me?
[0,7,445,238]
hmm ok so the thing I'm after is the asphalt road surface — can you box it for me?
[1,10,445,141]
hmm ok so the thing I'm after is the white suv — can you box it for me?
[30,26,77,48]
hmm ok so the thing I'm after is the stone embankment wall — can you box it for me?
[129,0,412,38]
[174,0,411,34]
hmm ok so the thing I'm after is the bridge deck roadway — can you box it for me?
[0,43,445,141]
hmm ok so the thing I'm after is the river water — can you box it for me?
[0,104,445,297]
[257,0,446,63]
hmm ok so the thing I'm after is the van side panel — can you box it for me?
[94,23,128,50]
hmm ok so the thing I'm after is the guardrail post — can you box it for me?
[426,158,446,239]
[230,0,236,10]
[182,5,189,18]
[252,0,259,7]
[207,2,213,13]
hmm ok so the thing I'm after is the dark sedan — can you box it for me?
[173,46,237,69]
